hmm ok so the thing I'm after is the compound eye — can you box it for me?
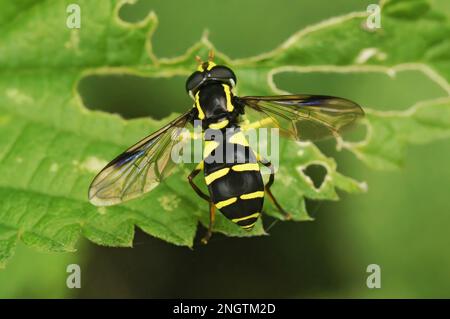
[209,66,237,86]
[185,71,204,93]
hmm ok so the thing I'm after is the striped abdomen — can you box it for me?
[203,128,264,230]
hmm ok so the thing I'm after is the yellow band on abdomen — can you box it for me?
[241,222,256,230]
[205,167,230,185]
[232,212,261,223]
[231,163,260,172]
[240,191,265,200]
[241,222,257,229]
[215,197,237,209]
[229,131,249,146]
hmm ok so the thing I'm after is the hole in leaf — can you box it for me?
[78,74,189,120]
[118,0,154,23]
[274,70,447,111]
[116,0,367,58]
[302,164,328,189]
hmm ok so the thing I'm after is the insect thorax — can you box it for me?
[194,82,237,130]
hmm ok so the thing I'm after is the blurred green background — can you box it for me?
[1,0,450,298]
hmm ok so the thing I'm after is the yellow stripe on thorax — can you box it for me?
[195,91,205,120]
[205,167,230,185]
[231,163,259,172]
[222,84,234,112]
[232,212,260,223]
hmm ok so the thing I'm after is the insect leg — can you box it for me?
[188,161,216,244]
[258,155,292,220]
[187,161,210,202]
[241,117,276,131]
[188,161,218,244]
[201,203,216,244]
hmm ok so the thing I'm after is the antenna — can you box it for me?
[195,55,203,65]
[208,49,215,62]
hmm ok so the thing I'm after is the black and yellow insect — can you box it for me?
[88,52,364,243]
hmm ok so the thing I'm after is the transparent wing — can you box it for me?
[88,111,193,206]
[237,95,364,141]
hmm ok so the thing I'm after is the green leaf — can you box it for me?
[0,0,449,267]
[339,98,450,169]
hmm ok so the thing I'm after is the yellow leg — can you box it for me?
[240,117,276,131]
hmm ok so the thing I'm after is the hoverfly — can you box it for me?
[88,51,364,243]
